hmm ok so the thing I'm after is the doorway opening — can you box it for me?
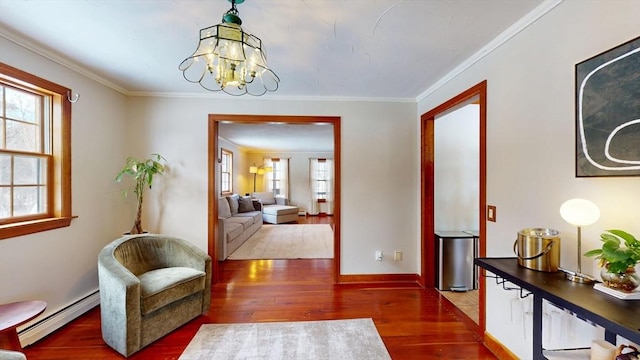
[208,114,341,284]
[420,80,487,337]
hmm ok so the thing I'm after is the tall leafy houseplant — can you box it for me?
[115,154,166,234]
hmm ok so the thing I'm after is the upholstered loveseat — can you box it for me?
[217,195,262,260]
[98,234,211,357]
[251,192,299,224]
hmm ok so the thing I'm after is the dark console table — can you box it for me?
[475,257,640,360]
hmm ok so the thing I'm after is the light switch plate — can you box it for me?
[488,205,497,222]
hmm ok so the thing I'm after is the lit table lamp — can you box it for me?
[559,198,600,284]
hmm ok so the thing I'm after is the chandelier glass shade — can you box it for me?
[179,0,279,96]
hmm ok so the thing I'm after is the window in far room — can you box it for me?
[312,159,328,202]
[220,148,233,195]
[309,158,335,215]
[264,158,289,198]
[0,63,72,240]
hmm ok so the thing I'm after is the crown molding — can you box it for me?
[2,0,563,103]
[128,90,416,103]
[0,26,129,95]
[416,0,563,102]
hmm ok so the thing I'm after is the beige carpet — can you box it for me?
[178,318,391,360]
[228,224,333,260]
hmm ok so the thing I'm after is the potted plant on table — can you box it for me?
[115,154,166,234]
[585,230,640,292]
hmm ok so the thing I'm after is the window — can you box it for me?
[270,160,281,195]
[309,158,334,215]
[220,148,233,195]
[264,158,289,198]
[313,159,328,201]
[0,63,72,240]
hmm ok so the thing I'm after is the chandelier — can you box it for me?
[179,0,279,96]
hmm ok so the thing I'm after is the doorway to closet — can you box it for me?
[420,80,487,337]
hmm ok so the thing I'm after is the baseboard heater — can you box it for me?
[18,290,100,347]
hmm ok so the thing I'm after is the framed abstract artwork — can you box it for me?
[575,36,640,177]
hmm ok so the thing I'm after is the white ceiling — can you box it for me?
[219,122,334,152]
[0,0,545,100]
[1,0,549,152]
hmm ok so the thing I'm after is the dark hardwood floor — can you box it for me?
[22,216,496,359]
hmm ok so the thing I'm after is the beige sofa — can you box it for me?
[217,195,262,260]
[251,192,299,224]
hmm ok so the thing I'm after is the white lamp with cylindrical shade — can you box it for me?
[559,198,601,284]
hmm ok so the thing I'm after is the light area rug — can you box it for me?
[178,318,391,360]
[228,224,333,260]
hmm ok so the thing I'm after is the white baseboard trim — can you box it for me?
[18,290,100,347]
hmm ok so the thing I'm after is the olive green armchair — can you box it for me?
[98,234,211,357]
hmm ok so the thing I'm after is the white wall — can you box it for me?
[0,37,130,331]
[418,1,640,358]
[127,97,419,275]
[435,104,480,232]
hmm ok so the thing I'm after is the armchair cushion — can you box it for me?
[139,267,206,315]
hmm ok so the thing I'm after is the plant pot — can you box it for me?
[600,265,640,292]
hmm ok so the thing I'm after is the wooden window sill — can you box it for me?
[0,217,75,240]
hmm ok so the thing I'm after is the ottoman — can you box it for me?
[262,205,299,224]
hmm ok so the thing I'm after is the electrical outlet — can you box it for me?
[394,251,402,261]
[375,251,383,261]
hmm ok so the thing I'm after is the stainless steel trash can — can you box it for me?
[436,231,478,291]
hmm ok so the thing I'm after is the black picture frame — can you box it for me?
[575,36,640,177]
